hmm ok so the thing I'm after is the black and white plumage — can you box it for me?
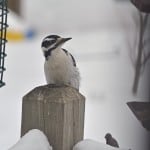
[105,133,119,148]
[41,35,80,90]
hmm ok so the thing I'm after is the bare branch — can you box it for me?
[132,12,146,94]
[142,52,150,66]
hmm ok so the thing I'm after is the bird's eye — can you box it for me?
[41,40,56,48]
[49,40,55,44]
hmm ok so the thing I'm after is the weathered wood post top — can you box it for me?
[21,84,85,150]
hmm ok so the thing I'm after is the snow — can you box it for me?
[8,131,131,150]
[21,0,139,33]
[8,129,52,150]
[8,10,31,32]
[73,139,130,150]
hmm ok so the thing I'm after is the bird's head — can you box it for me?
[41,35,72,60]
[105,133,112,140]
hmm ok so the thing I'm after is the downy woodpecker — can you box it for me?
[41,35,80,90]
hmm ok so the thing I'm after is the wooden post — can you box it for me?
[21,84,85,150]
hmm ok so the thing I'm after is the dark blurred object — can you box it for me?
[127,101,150,131]
[132,13,149,94]
[8,0,20,15]
[115,0,130,2]
[130,0,150,13]
[105,133,119,148]
[0,0,8,88]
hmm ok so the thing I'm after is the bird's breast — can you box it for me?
[44,51,73,84]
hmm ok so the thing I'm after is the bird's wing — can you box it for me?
[111,138,119,147]
[62,48,76,67]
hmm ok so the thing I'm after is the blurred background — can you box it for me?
[0,0,150,149]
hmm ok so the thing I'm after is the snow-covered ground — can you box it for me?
[0,0,150,150]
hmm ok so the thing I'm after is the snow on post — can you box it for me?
[9,129,52,150]
[21,84,85,150]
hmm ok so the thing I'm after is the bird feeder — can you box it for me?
[0,0,8,87]
[131,0,150,13]
[127,102,150,131]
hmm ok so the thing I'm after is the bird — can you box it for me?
[105,133,119,148]
[41,34,80,90]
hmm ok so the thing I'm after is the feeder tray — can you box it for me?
[131,0,150,13]
[127,101,150,131]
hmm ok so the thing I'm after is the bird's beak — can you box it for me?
[63,37,72,41]
[58,37,72,45]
